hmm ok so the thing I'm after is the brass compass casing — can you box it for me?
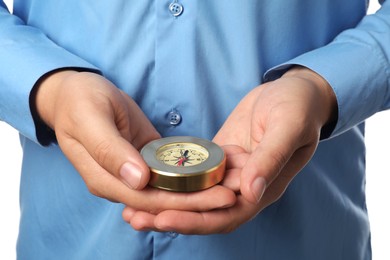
[141,136,226,192]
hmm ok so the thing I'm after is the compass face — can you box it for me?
[157,143,209,167]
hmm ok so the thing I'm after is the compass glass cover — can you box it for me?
[156,142,209,167]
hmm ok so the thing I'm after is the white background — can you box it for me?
[1,0,389,259]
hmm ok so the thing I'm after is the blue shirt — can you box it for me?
[1,1,390,259]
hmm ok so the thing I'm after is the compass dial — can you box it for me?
[157,143,209,167]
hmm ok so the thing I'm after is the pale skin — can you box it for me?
[35,66,336,234]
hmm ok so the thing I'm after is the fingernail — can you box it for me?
[251,177,266,203]
[120,162,142,189]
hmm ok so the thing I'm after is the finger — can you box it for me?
[217,145,248,192]
[153,196,262,235]
[226,151,250,169]
[122,206,136,220]
[146,185,237,213]
[125,210,160,232]
[220,145,247,155]
[220,168,241,192]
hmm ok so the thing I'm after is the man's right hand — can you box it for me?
[34,71,236,214]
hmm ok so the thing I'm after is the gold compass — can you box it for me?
[141,136,226,192]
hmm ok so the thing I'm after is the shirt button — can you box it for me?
[167,231,179,238]
[169,2,184,17]
[168,110,182,126]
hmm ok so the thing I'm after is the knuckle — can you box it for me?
[268,149,289,174]
[93,139,114,168]
[86,184,102,198]
[83,174,117,201]
[83,177,104,198]
[220,222,240,234]
[221,226,236,234]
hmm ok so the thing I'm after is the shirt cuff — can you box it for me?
[0,42,100,145]
[29,68,101,146]
[264,39,389,139]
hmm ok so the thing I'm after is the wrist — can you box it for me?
[282,66,338,137]
[34,70,79,130]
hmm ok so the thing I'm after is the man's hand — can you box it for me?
[122,67,337,234]
[34,71,236,214]
[215,66,337,205]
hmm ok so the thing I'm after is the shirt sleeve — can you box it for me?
[264,0,390,138]
[0,2,100,145]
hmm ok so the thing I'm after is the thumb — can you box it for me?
[58,122,153,190]
[240,124,306,204]
[93,134,152,190]
[56,96,159,190]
